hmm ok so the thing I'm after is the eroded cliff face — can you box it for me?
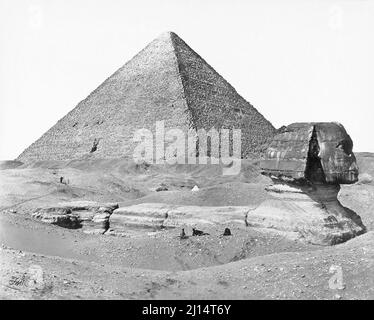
[32,201,119,234]
[257,122,366,245]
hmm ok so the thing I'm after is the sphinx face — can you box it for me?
[317,133,359,184]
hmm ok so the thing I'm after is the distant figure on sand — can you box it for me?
[223,228,232,236]
[192,228,209,236]
[179,228,188,239]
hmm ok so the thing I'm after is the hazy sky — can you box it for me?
[0,0,373,160]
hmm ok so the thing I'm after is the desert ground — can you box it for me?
[0,153,373,300]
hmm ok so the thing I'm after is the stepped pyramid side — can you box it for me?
[17,32,276,162]
[17,33,190,162]
[170,33,276,156]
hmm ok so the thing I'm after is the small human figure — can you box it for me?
[180,228,188,239]
[223,228,232,236]
[192,228,209,236]
[59,176,64,184]
[90,138,99,153]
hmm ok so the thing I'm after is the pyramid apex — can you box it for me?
[157,31,180,40]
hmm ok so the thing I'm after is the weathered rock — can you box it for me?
[108,203,250,234]
[32,207,81,229]
[166,205,247,227]
[108,197,364,244]
[247,182,366,245]
[109,203,169,233]
[32,201,118,233]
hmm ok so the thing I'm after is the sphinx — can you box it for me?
[251,122,366,245]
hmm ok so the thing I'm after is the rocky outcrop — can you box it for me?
[247,182,365,245]
[109,204,169,234]
[32,206,81,229]
[32,201,118,234]
[107,198,365,244]
[107,203,250,236]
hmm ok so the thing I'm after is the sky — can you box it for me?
[0,0,373,160]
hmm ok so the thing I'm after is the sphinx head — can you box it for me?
[260,122,358,184]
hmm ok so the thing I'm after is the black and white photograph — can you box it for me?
[0,0,373,307]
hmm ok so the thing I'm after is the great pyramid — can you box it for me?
[17,32,275,162]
